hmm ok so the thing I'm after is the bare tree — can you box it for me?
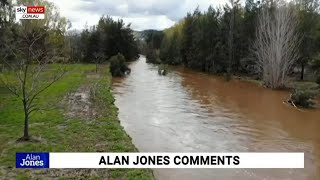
[0,27,66,141]
[254,1,301,88]
[93,52,105,73]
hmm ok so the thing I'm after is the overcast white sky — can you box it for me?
[48,0,229,31]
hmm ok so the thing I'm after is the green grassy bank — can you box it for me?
[0,64,154,179]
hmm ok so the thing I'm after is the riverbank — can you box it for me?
[233,75,319,92]
[167,64,320,97]
[0,64,154,179]
[232,74,320,106]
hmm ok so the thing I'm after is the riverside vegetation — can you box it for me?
[142,0,320,108]
[0,0,152,179]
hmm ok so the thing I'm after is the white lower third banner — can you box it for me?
[16,152,304,168]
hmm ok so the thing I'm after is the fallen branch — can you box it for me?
[285,94,304,112]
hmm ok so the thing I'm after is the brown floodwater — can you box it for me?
[112,56,320,180]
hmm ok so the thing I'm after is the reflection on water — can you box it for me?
[112,56,320,180]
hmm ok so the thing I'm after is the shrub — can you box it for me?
[290,89,316,108]
[158,64,168,75]
[109,53,130,77]
[224,73,232,81]
[224,68,232,81]
[316,75,320,85]
[146,48,160,64]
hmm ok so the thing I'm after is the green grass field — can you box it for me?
[0,64,154,179]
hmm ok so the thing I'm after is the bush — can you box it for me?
[224,68,232,81]
[316,75,320,85]
[158,64,168,75]
[224,73,232,81]
[109,53,130,77]
[146,48,160,64]
[290,89,316,108]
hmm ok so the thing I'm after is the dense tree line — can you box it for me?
[1,1,139,65]
[146,0,320,89]
[67,16,139,64]
[138,30,164,64]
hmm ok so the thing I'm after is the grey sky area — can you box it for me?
[50,0,228,30]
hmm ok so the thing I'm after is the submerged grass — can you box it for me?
[232,75,264,86]
[287,81,320,91]
[0,64,154,179]
[233,75,320,94]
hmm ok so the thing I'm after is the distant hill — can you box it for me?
[133,30,163,41]
[133,31,144,41]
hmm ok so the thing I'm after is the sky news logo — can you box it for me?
[15,6,45,20]
[16,152,49,168]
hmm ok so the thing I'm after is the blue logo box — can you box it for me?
[16,152,49,168]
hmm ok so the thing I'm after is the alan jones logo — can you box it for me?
[16,152,49,168]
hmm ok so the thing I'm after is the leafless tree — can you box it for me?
[93,52,105,73]
[0,28,66,141]
[254,1,301,88]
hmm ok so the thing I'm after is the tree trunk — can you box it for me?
[300,63,304,80]
[23,101,29,140]
[22,62,29,140]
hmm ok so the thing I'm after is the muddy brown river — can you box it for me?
[112,56,320,180]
